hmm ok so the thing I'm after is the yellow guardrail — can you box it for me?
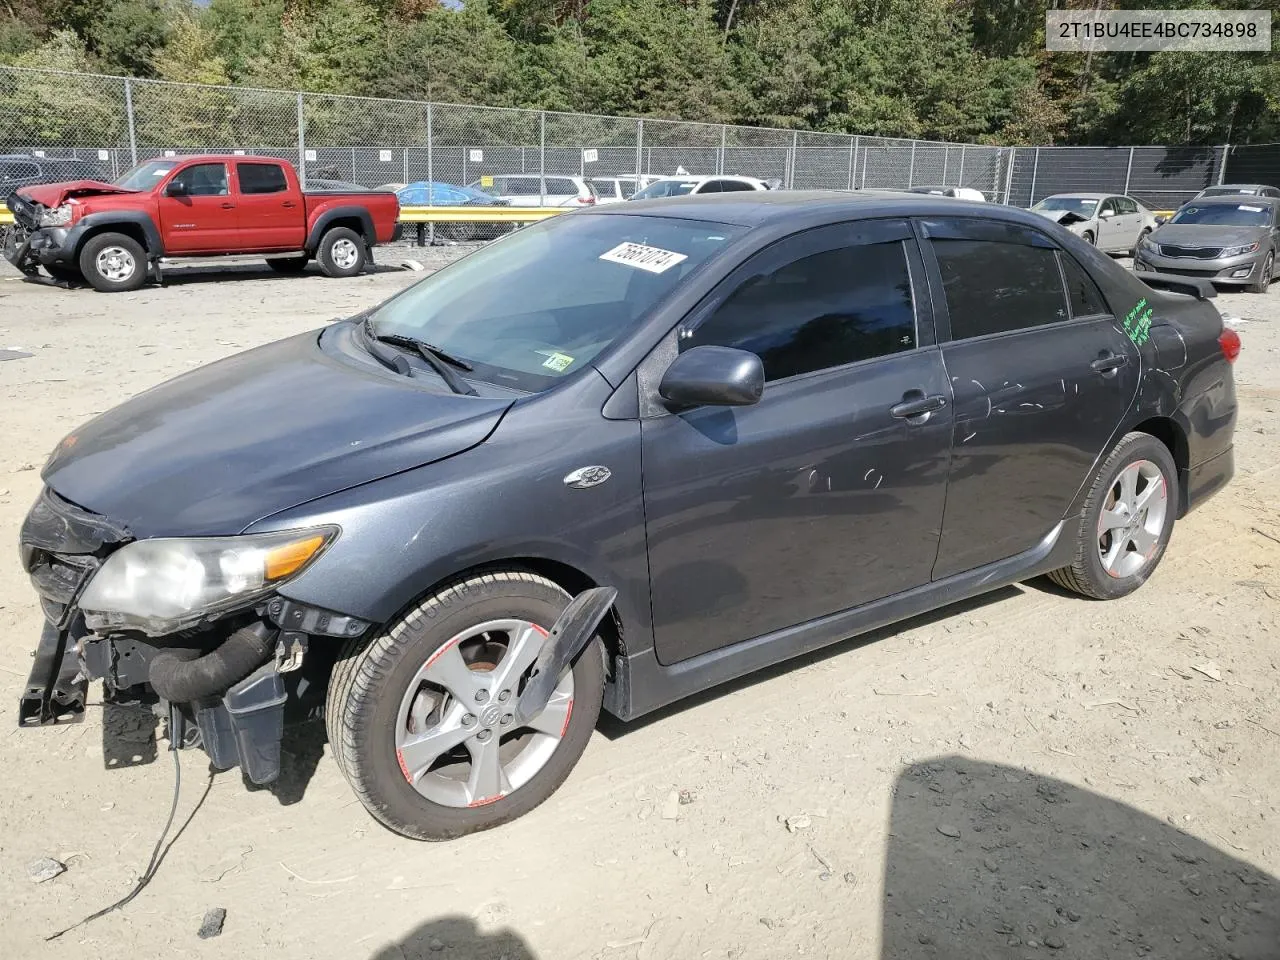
[0,210,11,226]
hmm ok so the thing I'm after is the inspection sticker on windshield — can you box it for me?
[599,242,688,274]
[541,351,575,372]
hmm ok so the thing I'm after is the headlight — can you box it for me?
[1221,241,1260,258]
[38,204,73,227]
[80,526,338,635]
[1139,235,1158,253]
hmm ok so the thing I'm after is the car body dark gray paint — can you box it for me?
[30,190,1237,723]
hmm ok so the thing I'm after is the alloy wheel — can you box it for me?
[1097,460,1168,578]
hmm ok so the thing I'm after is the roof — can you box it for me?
[1207,183,1273,189]
[590,188,1031,228]
[1039,192,1116,201]
[647,174,763,183]
[1184,194,1279,206]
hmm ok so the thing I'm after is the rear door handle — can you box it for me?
[1091,353,1128,374]
[282,200,297,208]
[220,201,235,209]
[890,392,948,421]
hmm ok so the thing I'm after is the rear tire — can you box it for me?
[326,571,605,840]
[267,255,309,274]
[1248,250,1274,294]
[78,232,146,293]
[316,226,366,278]
[1048,432,1178,600]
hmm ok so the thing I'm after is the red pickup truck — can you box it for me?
[4,155,400,292]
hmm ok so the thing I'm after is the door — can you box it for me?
[919,217,1140,580]
[640,220,954,665]
[156,162,238,254]
[1096,197,1125,251]
[1115,196,1143,250]
[233,161,305,250]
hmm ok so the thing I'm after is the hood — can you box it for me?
[42,330,512,538]
[1151,223,1269,248]
[1035,209,1092,226]
[18,180,138,207]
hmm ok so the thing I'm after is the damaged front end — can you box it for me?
[4,191,43,276]
[18,487,370,785]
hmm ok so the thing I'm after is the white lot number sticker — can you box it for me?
[599,242,688,274]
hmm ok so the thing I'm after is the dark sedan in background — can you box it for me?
[1136,196,1278,293]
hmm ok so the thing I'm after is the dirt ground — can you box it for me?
[0,249,1277,960]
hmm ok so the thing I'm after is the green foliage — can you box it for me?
[0,0,1274,146]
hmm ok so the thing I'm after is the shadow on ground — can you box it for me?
[369,916,536,960]
[883,757,1278,958]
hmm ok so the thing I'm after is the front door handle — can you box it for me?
[890,392,948,422]
[1091,353,1128,375]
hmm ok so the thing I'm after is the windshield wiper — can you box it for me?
[364,321,478,396]
[359,318,413,377]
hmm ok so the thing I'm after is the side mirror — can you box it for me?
[659,345,764,408]
[164,181,188,197]
[1099,208,1116,219]
[1155,215,1168,225]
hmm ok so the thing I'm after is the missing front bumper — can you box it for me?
[19,622,87,727]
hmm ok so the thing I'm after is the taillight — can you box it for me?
[1218,327,1241,363]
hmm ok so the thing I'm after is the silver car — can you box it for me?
[1135,196,1278,293]
[1031,193,1158,253]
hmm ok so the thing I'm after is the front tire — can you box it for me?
[316,226,366,278]
[326,571,605,840]
[1082,230,1096,246]
[78,232,146,293]
[1248,250,1274,294]
[1048,432,1178,600]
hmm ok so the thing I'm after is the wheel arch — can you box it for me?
[71,211,163,260]
[1131,415,1191,515]
[306,207,375,252]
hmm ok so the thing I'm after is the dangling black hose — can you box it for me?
[148,622,275,703]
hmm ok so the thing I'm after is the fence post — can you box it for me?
[943,145,950,182]
[860,142,868,189]
[908,141,916,188]
[426,103,434,246]
[296,93,306,183]
[1217,143,1229,184]
[1123,146,1134,195]
[123,78,138,166]
[848,136,858,190]
[958,144,966,187]
[789,130,798,188]
[719,125,727,176]
[539,110,546,206]
[1003,147,1015,205]
[1029,147,1041,205]
[635,119,644,181]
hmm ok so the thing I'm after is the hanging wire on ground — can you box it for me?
[46,706,213,942]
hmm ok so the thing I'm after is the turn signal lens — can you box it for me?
[1218,327,1241,363]
[264,534,328,580]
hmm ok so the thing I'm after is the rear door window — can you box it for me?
[547,178,579,196]
[1059,253,1109,318]
[928,229,1069,339]
[238,162,288,194]
[715,180,758,193]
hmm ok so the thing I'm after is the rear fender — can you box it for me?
[306,206,375,252]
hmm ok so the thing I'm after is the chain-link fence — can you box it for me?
[1,65,1276,210]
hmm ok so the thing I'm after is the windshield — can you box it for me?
[1172,203,1272,227]
[1032,196,1099,216]
[633,179,699,200]
[1200,187,1258,197]
[367,214,742,392]
[114,161,178,190]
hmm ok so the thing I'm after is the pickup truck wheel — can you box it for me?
[326,571,605,840]
[317,227,366,278]
[1048,432,1177,600]
[267,255,309,274]
[79,232,146,293]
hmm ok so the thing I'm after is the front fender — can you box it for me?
[69,210,165,258]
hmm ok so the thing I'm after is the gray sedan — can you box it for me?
[1135,197,1278,293]
[1031,193,1158,253]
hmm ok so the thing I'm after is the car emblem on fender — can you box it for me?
[563,465,611,489]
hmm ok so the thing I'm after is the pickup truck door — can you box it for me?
[156,162,239,254]
[233,161,307,250]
